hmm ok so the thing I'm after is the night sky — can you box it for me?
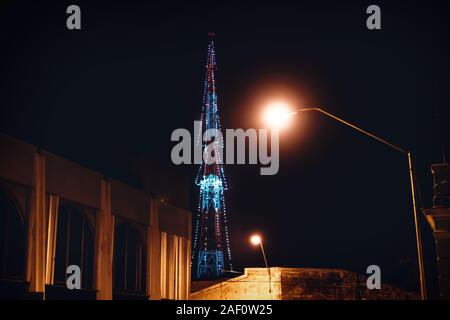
[1,0,449,295]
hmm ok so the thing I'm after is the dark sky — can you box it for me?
[1,0,449,295]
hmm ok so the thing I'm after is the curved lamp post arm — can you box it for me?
[298,108,407,154]
[296,107,427,300]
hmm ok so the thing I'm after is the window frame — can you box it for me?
[112,217,147,295]
[0,186,26,282]
[53,200,96,290]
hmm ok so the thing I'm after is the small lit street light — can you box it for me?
[262,103,427,300]
[250,234,271,293]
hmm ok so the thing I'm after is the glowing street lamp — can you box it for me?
[261,103,427,300]
[262,101,297,129]
[250,234,262,246]
[250,233,271,293]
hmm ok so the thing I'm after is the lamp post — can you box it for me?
[250,234,271,293]
[264,106,427,300]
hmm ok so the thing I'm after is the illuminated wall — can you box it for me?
[190,268,417,300]
[160,232,191,300]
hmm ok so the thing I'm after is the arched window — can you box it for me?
[113,222,146,295]
[0,188,26,281]
[54,203,94,289]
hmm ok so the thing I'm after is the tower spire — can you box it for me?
[192,38,233,279]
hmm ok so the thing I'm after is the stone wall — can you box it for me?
[191,268,281,300]
[190,268,417,300]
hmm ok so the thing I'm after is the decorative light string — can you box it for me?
[192,39,233,276]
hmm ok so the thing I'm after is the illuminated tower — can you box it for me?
[192,37,233,279]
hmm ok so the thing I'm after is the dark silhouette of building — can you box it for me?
[424,163,450,300]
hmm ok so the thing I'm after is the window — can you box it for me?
[0,188,26,281]
[113,222,146,294]
[54,203,94,289]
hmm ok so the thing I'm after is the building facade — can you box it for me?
[0,134,191,300]
[423,163,450,300]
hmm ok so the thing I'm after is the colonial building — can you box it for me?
[0,134,191,300]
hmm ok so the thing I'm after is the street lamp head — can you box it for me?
[250,234,262,246]
[262,101,296,129]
